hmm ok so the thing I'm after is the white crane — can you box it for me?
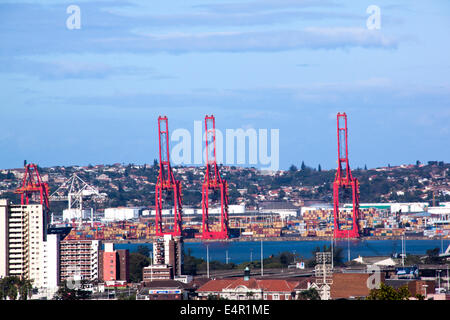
[50,173,106,226]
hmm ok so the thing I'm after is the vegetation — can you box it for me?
[307,245,344,267]
[129,252,151,283]
[366,283,411,300]
[424,247,444,264]
[53,280,91,300]
[117,292,136,300]
[29,161,450,210]
[297,288,321,300]
[183,250,303,275]
[0,276,33,300]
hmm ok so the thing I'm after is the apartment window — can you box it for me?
[273,294,279,300]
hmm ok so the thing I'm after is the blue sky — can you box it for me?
[0,0,449,170]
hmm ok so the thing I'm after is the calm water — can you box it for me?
[112,239,449,264]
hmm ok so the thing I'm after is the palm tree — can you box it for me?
[0,276,32,300]
[18,279,33,300]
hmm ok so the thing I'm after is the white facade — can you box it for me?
[149,204,245,216]
[62,208,91,222]
[0,199,52,293]
[36,234,60,299]
[60,240,100,282]
[0,199,8,277]
[391,202,428,213]
[103,207,140,221]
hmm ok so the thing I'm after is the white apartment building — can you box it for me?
[0,199,59,298]
[59,239,100,283]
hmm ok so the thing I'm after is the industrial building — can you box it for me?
[62,208,92,222]
[103,207,140,222]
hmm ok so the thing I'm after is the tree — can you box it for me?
[318,164,322,172]
[310,245,344,267]
[366,283,411,300]
[17,278,33,300]
[53,281,91,300]
[301,161,306,171]
[137,245,150,257]
[289,165,298,172]
[0,276,33,300]
[425,247,442,264]
[298,288,320,300]
[129,253,151,283]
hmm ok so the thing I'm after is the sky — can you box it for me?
[0,0,449,171]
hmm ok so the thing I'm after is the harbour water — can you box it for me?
[112,239,449,264]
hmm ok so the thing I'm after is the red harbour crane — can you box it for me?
[14,162,51,225]
[155,116,183,236]
[202,115,229,239]
[333,113,360,239]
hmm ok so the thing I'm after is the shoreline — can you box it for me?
[110,235,448,244]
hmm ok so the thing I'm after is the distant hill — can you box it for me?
[0,161,448,213]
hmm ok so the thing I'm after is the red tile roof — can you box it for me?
[330,273,385,299]
[197,278,300,293]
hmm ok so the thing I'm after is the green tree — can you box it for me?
[366,283,411,300]
[309,245,344,267]
[17,278,33,300]
[301,161,306,171]
[53,281,91,300]
[298,288,320,300]
[129,252,151,283]
[425,247,442,264]
[137,245,150,257]
[0,276,33,300]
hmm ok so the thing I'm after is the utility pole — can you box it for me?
[150,250,153,282]
[207,245,210,279]
[437,270,441,292]
[447,265,449,292]
[261,240,264,277]
[401,235,405,267]
[347,231,350,262]
[331,235,334,269]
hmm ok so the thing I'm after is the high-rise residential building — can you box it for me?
[152,235,184,278]
[100,242,129,282]
[59,239,100,283]
[38,234,60,297]
[0,199,59,298]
